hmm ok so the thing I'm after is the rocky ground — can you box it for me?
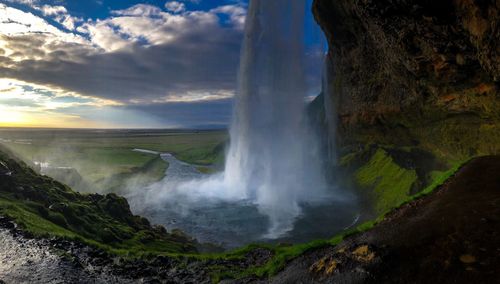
[1,156,499,283]
[0,219,132,283]
[264,156,500,283]
[0,215,273,284]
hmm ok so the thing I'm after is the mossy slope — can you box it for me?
[354,148,418,213]
[0,146,196,255]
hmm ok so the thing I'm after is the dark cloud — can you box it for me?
[0,28,242,103]
[0,2,325,128]
[56,99,233,128]
[125,99,233,128]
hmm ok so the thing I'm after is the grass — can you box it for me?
[0,146,197,256]
[0,129,227,193]
[0,139,471,282]
[0,190,196,255]
[206,158,468,282]
[0,128,473,281]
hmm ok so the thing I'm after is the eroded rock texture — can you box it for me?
[313,0,499,160]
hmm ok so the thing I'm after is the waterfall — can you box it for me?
[223,0,330,237]
[136,0,338,240]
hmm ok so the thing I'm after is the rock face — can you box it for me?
[269,156,500,283]
[313,0,499,161]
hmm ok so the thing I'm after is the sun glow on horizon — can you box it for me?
[0,106,100,128]
[0,108,25,125]
[0,78,131,129]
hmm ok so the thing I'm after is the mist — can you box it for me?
[132,0,350,240]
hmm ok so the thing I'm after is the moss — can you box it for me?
[355,149,418,213]
[339,152,358,166]
[0,148,197,256]
[208,159,467,282]
[412,161,464,197]
[414,116,500,162]
[0,143,471,281]
[209,239,339,282]
[339,87,500,163]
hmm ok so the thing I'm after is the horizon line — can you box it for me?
[0,126,228,131]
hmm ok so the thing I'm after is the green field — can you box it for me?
[0,128,227,193]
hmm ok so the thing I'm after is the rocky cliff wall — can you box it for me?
[312,0,499,212]
[313,0,499,161]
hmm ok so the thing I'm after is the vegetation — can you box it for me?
[0,127,474,282]
[354,148,418,213]
[336,142,468,214]
[0,146,197,256]
[0,129,227,193]
[0,133,470,282]
[207,157,467,282]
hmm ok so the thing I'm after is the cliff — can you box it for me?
[312,0,500,212]
[270,155,500,283]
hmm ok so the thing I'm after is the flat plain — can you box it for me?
[0,128,227,193]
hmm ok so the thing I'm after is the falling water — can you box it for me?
[130,0,349,242]
[223,0,330,237]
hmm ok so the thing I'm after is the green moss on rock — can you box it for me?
[355,149,418,213]
[0,146,197,256]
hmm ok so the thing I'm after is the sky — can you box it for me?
[0,0,325,129]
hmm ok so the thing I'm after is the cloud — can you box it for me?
[165,1,186,13]
[0,4,81,40]
[4,0,39,5]
[0,1,325,128]
[36,4,83,31]
[122,99,233,128]
[111,4,163,17]
[39,5,67,16]
[180,0,202,4]
[0,78,122,128]
[1,33,241,103]
[0,3,245,104]
[211,4,246,29]
[0,78,117,108]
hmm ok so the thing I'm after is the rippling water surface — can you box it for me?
[128,153,360,249]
